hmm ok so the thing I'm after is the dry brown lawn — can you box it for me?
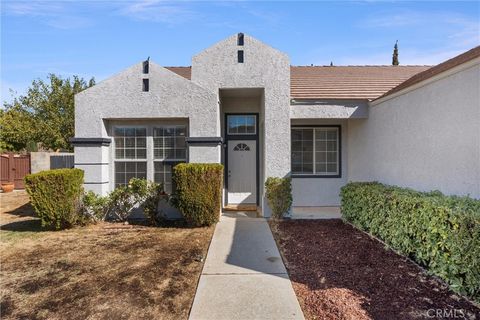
[0,191,214,320]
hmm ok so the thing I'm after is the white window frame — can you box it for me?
[110,122,188,191]
[112,125,148,188]
[291,126,341,177]
[152,125,187,194]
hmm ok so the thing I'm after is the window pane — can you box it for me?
[292,127,339,175]
[114,137,124,148]
[114,127,147,160]
[125,137,135,148]
[327,141,337,151]
[327,152,336,162]
[302,130,313,141]
[115,161,147,187]
[316,152,326,162]
[115,149,124,158]
[136,148,146,159]
[125,128,135,137]
[326,163,337,173]
[136,137,146,148]
[290,128,314,174]
[291,129,302,141]
[314,128,338,175]
[154,161,183,194]
[125,149,135,159]
[153,125,187,160]
[227,115,256,135]
[327,130,337,140]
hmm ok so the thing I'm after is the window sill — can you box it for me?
[291,174,342,179]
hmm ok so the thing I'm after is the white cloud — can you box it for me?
[117,0,199,25]
[2,0,94,29]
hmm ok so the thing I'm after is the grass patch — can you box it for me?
[0,192,214,319]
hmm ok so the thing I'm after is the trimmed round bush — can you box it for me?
[265,177,292,219]
[172,163,223,227]
[25,168,85,230]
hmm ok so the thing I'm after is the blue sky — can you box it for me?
[1,0,479,103]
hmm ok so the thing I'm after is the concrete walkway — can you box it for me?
[189,213,304,320]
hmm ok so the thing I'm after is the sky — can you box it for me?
[1,0,479,104]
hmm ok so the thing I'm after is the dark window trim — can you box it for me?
[291,124,342,179]
[70,137,111,146]
[224,113,259,206]
[226,114,257,136]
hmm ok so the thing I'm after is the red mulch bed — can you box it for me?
[270,219,480,320]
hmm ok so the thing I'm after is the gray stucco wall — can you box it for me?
[348,59,480,199]
[290,100,369,119]
[192,34,291,216]
[74,61,219,195]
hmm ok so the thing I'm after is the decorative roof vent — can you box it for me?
[238,50,244,63]
[237,33,244,46]
[142,79,149,92]
[143,57,149,74]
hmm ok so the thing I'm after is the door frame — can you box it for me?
[224,113,260,206]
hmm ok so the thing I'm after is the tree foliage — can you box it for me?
[0,74,95,151]
[392,40,399,66]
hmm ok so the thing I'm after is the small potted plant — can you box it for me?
[1,182,15,193]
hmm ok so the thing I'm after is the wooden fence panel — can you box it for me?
[0,154,31,189]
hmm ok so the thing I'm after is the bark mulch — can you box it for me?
[270,219,480,320]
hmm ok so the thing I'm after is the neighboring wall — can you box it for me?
[30,152,74,174]
[348,59,480,199]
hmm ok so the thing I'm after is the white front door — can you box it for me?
[227,140,257,204]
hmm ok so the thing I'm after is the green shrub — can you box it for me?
[82,178,164,223]
[265,177,292,219]
[25,168,85,230]
[171,163,223,227]
[81,191,109,222]
[341,182,480,301]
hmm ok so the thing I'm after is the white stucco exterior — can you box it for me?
[348,58,480,199]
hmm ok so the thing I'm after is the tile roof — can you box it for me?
[290,65,430,100]
[165,66,192,80]
[166,65,431,100]
[375,46,480,101]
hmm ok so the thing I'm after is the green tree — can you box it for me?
[0,74,95,151]
[392,40,399,66]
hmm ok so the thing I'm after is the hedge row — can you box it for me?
[340,182,480,301]
[172,163,223,227]
[25,168,85,230]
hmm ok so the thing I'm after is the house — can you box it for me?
[71,34,480,217]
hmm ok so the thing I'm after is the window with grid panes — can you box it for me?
[153,126,187,193]
[114,127,147,187]
[291,127,340,176]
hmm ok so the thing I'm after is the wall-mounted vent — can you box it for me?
[143,58,149,74]
[237,33,244,46]
[142,79,149,92]
[237,50,244,63]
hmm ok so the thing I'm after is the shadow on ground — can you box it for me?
[0,219,45,233]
